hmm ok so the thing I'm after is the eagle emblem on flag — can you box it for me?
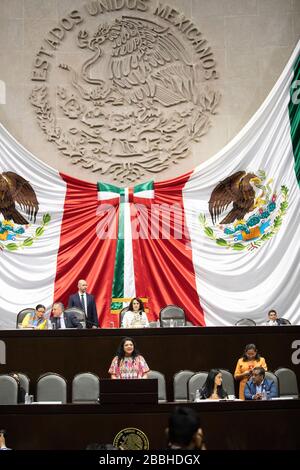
[0,171,39,224]
[0,172,50,252]
[199,170,289,251]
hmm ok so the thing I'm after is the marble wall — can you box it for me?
[0,0,299,184]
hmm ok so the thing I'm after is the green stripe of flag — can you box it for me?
[288,52,300,185]
[133,180,153,193]
[111,203,125,310]
[97,182,121,193]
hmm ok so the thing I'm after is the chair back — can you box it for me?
[64,307,86,328]
[16,308,35,328]
[235,318,256,326]
[16,372,30,394]
[279,318,291,325]
[159,305,186,327]
[274,368,299,397]
[264,371,279,395]
[120,306,130,327]
[173,370,195,402]
[72,372,100,403]
[0,374,18,404]
[219,369,235,396]
[188,372,208,401]
[36,372,67,403]
[147,370,167,402]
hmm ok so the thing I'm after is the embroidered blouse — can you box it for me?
[108,355,149,379]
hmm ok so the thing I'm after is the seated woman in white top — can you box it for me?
[122,298,149,328]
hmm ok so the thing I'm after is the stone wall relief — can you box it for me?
[29,2,221,183]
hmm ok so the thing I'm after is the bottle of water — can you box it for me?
[170,318,174,328]
[156,319,160,328]
[25,393,30,404]
[194,389,201,402]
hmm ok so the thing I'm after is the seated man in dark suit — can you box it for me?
[244,366,277,400]
[50,302,82,329]
[265,309,287,326]
[68,279,99,328]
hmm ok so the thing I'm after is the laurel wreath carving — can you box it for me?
[30,85,220,183]
[0,213,51,252]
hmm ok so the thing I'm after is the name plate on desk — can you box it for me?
[100,378,158,404]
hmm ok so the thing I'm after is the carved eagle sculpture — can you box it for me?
[209,171,262,225]
[77,16,195,107]
[0,172,39,225]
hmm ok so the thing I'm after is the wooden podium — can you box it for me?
[100,379,158,404]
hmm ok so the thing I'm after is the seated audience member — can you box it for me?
[21,304,48,330]
[8,372,26,403]
[121,298,149,328]
[265,309,286,326]
[234,343,267,400]
[244,366,278,400]
[50,302,83,329]
[0,430,11,450]
[198,369,228,400]
[108,337,149,379]
[68,279,99,328]
[167,406,206,450]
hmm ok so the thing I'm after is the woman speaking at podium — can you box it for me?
[108,337,149,379]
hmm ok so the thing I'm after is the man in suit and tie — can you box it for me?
[50,302,82,329]
[68,280,99,328]
[265,309,288,326]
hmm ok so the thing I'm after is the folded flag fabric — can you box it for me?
[0,41,299,328]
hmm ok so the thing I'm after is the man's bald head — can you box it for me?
[78,280,88,293]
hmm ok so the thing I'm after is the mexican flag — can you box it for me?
[0,41,299,328]
[182,41,300,325]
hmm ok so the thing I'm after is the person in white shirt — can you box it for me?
[121,298,149,328]
[68,279,98,328]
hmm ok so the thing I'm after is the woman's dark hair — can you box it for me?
[128,297,144,312]
[116,337,140,365]
[242,343,260,361]
[200,369,228,399]
[268,309,277,316]
[35,304,46,311]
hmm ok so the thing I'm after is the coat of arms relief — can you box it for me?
[29,3,221,183]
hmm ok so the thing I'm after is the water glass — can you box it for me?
[25,394,34,404]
